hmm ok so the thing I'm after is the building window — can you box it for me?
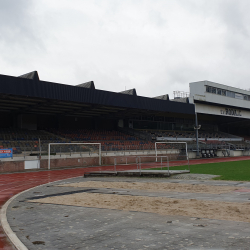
[206,86,212,93]
[235,93,244,100]
[206,85,250,100]
[226,91,235,98]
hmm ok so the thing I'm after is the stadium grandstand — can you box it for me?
[0,71,250,172]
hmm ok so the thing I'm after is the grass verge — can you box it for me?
[153,160,250,181]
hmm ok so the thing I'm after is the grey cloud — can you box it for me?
[1,0,250,98]
[73,62,133,93]
[0,0,44,65]
[0,0,35,40]
[218,0,250,37]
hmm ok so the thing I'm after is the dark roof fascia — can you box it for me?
[0,74,195,115]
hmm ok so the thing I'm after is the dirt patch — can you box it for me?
[29,192,250,223]
[58,181,240,194]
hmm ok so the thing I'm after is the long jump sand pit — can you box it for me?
[29,180,250,223]
[57,180,241,194]
[30,192,250,223]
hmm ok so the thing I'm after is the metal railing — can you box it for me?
[113,155,171,175]
[3,141,250,161]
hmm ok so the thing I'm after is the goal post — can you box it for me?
[137,155,169,173]
[155,141,189,169]
[113,155,169,173]
[48,143,101,170]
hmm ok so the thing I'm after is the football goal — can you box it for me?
[113,155,169,173]
[48,143,101,170]
[155,142,189,169]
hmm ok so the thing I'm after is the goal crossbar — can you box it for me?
[48,143,101,169]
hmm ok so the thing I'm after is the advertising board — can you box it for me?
[0,148,13,158]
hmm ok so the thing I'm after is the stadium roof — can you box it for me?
[19,71,40,81]
[77,81,95,89]
[154,94,169,101]
[0,71,195,118]
[120,88,137,96]
[171,97,189,103]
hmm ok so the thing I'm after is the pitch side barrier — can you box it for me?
[48,143,101,170]
[113,155,170,173]
[138,155,170,174]
[113,155,139,172]
[155,141,190,170]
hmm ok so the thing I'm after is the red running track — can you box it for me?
[1,156,250,250]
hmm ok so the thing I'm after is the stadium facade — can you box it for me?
[1,71,250,134]
[1,71,250,173]
[189,81,250,135]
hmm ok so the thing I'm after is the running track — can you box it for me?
[1,156,250,250]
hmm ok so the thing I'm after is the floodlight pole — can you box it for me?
[195,113,200,157]
[39,138,41,160]
[48,143,50,170]
[99,145,101,165]
[155,143,158,162]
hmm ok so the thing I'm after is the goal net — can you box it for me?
[48,143,101,169]
[155,142,189,169]
[112,155,169,173]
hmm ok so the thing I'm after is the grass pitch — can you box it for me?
[154,160,250,181]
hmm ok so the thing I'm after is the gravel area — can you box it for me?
[7,176,250,250]
[169,173,220,180]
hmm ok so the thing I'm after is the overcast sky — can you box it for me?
[1,0,250,98]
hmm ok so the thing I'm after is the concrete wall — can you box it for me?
[0,150,248,173]
[0,152,184,173]
[0,160,24,173]
[195,103,250,119]
[229,150,243,157]
[40,157,99,169]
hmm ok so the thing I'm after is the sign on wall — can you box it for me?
[195,103,250,119]
[0,149,13,158]
[220,108,242,117]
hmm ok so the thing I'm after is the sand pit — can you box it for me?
[58,181,240,194]
[29,181,250,223]
[30,192,250,223]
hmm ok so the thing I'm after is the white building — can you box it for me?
[189,81,250,134]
